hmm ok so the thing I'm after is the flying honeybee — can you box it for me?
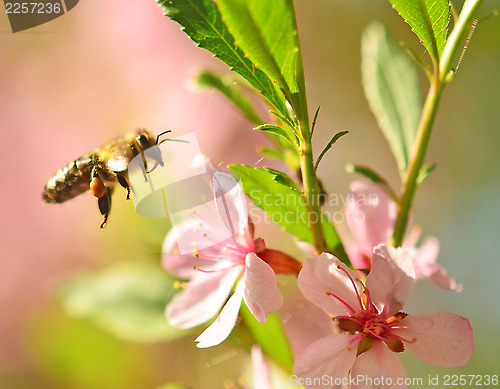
[42,129,170,228]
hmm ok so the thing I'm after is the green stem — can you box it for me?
[391,80,443,247]
[300,131,327,253]
[287,0,309,129]
[439,0,484,81]
[391,0,484,247]
[286,0,326,253]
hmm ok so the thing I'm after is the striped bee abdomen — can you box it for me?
[42,155,95,203]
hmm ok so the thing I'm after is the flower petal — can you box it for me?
[351,341,407,389]
[411,238,462,292]
[251,346,272,389]
[402,225,421,248]
[195,280,244,348]
[298,254,364,317]
[190,154,253,246]
[420,263,463,292]
[282,295,335,357]
[392,311,474,367]
[293,334,358,389]
[243,253,283,322]
[345,181,396,258]
[296,240,315,256]
[166,266,241,328]
[162,223,221,278]
[345,246,372,271]
[367,245,415,317]
[163,214,237,261]
[212,169,252,246]
[258,248,302,276]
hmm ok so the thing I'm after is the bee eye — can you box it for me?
[137,134,150,148]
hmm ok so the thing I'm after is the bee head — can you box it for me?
[136,130,154,149]
[133,130,165,169]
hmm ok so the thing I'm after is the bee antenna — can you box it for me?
[156,130,172,145]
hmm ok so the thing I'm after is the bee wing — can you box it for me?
[105,139,136,172]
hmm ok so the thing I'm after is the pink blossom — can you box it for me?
[163,170,299,347]
[164,219,285,347]
[294,245,473,388]
[345,182,397,269]
[345,181,461,291]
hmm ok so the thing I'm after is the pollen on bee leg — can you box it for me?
[90,174,106,198]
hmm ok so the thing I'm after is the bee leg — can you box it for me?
[145,145,164,174]
[132,144,149,182]
[90,167,113,228]
[140,158,149,182]
[146,160,161,174]
[116,174,131,200]
[90,167,107,198]
[98,187,113,229]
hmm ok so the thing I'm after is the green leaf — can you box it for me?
[217,0,299,98]
[230,164,312,242]
[361,22,423,177]
[27,309,162,389]
[240,305,294,373]
[254,124,298,146]
[157,0,288,118]
[323,218,350,266]
[264,167,300,191]
[346,163,390,185]
[389,0,451,60]
[399,41,433,81]
[270,109,297,130]
[60,262,188,344]
[259,146,285,161]
[259,145,300,172]
[310,106,321,136]
[417,162,437,184]
[229,164,348,263]
[194,70,263,125]
[157,385,192,389]
[314,130,349,170]
[346,163,398,201]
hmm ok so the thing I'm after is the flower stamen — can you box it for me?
[326,291,357,315]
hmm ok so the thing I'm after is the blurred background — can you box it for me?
[0,0,498,388]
